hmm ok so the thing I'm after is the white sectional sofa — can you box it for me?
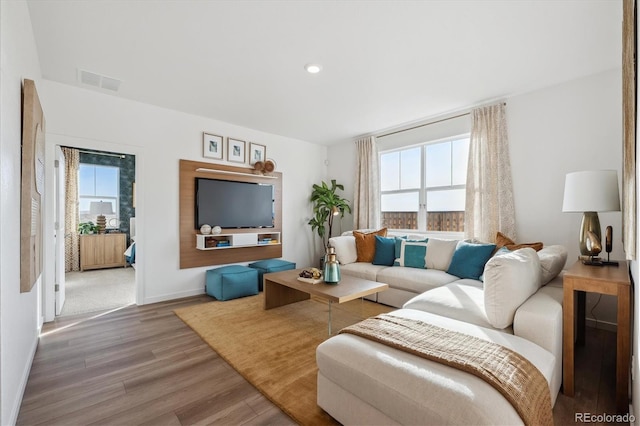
[317,231,568,425]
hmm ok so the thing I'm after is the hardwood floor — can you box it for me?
[17,296,624,425]
[18,296,294,426]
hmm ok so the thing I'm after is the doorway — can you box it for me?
[55,146,136,317]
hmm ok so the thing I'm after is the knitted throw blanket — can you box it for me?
[339,314,553,426]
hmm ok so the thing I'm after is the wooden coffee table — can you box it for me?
[263,268,389,335]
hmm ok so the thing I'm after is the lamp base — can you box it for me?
[96,214,106,234]
[579,212,602,257]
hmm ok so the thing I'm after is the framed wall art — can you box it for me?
[227,138,246,163]
[203,132,223,160]
[21,79,45,293]
[249,142,266,165]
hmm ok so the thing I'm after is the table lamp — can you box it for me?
[562,170,620,262]
[90,201,115,234]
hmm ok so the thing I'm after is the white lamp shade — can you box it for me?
[562,170,621,212]
[89,201,115,215]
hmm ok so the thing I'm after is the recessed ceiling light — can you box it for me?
[305,64,322,74]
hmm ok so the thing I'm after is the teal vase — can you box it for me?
[323,247,341,284]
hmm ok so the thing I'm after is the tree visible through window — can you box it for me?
[78,164,119,227]
[380,136,469,232]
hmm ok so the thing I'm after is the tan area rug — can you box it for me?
[174,293,393,425]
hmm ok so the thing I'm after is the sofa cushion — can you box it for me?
[393,237,426,264]
[329,235,357,265]
[495,231,543,251]
[403,280,511,333]
[425,238,458,270]
[372,236,396,266]
[375,267,458,294]
[446,241,496,280]
[483,247,542,329]
[537,245,567,285]
[398,240,428,268]
[354,228,388,262]
[340,262,389,282]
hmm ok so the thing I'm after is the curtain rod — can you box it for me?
[78,149,125,159]
[376,102,506,139]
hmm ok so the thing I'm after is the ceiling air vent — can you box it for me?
[78,69,122,92]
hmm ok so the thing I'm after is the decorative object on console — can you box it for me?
[249,142,266,165]
[199,224,212,235]
[603,225,619,265]
[227,138,246,163]
[308,179,352,249]
[90,201,114,234]
[203,133,223,159]
[264,159,276,174]
[323,246,341,284]
[562,170,621,261]
[212,225,222,235]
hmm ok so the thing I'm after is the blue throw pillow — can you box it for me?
[372,236,396,266]
[399,241,428,268]
[447,241,497,280]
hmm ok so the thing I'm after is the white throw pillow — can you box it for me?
[425,238,459,270]
[537,245,567,285]
[483,248,542,329]
[328,235,357,265]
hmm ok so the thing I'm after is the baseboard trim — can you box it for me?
[143,288,204,305]
[8,326,40,425]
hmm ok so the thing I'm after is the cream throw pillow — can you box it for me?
[483,248,542,329]
[425,238,458,270]
[537,245,567,285]
[328,236,357,265]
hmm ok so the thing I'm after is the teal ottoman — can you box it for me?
[248,259,297,291]
[205,265,258,301]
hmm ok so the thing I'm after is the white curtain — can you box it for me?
[353,136,380,230]
[464,103,516,242]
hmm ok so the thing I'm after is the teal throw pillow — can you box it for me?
[372,236,396,266]
[447,241,497,280]
[399,240,428,269]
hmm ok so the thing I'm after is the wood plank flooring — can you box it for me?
[17,295,624,425]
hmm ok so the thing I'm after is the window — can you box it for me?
[78,164,119,227]
[380,136,469,232]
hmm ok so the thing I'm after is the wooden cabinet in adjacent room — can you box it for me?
[80,233,127,271]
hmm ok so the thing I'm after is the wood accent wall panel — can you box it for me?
[179,159,282,269]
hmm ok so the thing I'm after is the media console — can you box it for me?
[179,159,283,269]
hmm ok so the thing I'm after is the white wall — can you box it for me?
[508,69,623,326]
[0,1,44,424]
[328,69,623,325]
[38,79,327,306]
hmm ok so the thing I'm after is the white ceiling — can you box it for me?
[26,0,622,145]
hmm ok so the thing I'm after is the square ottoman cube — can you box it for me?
[205,265,259,301]
[248,259,297,291]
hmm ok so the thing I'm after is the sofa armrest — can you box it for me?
[513,283,563,357]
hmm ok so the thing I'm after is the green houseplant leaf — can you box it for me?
[308,180,352,248]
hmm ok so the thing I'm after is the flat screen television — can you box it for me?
[195,178,274,229]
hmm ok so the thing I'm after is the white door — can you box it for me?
[54,146,66,315]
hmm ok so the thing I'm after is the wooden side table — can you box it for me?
[563,260,631,413]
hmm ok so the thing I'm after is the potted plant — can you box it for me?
[308,179,352,249]
[78,221,99,234]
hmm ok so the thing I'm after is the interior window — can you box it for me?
[380,136,469,232]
